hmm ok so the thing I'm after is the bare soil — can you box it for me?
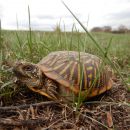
[0,78,130,130]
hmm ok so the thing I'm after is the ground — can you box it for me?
[0,77,129,130]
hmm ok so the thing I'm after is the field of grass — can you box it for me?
[0,29,130,129]
[1,30,130,62]
[0,29,130,100]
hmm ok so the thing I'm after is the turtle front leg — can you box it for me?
[44,78,59,100]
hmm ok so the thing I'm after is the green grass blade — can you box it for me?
[27,5,33,59]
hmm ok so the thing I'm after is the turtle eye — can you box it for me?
[23,65,34,72]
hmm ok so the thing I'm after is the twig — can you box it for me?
[0,101,59,111]
[84,101,129,106]
[0,118,46,126]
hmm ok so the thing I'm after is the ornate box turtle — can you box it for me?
[13,51,113,102]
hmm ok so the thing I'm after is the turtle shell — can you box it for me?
[37,51,112,98]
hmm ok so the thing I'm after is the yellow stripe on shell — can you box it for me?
[45,56,55,65]
[92,62,98,87]
[88,73,93,87]
[88,74,92,79]
[87,66,93,71]
[49,56,58,66]
[59,61,73,75]
[83,64,87,89]
[77,63,80,85]
[95,63,101,88]
[94,64,97,78]
[53,62,66,70]
[69,62,77,81]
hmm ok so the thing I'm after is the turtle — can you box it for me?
[13,51,113,102]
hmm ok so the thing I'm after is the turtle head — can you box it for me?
[13,61,58,100]
[13,61,43,88]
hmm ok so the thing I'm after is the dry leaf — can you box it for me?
[106,112,113,127]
